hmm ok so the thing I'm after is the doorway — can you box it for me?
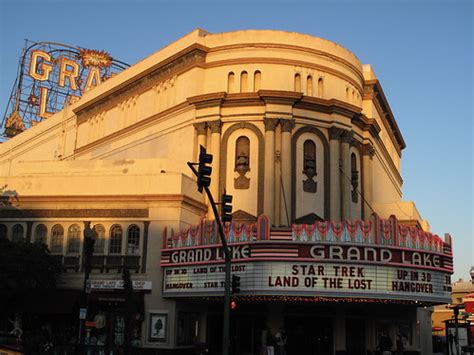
[346,318,366,355]
[285,315,333,355]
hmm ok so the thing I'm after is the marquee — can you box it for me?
[160,214,453,304]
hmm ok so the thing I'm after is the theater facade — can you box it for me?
[0,29,453,354]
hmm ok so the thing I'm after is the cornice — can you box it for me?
[364,79,406,153]
[351,113,381,139]
[258,90,303,105]
[74,44,208,120]
[296,96,361,119]
[187,92,227,109]
[9,194,206,213]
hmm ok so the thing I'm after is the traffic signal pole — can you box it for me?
[187,160,232,355]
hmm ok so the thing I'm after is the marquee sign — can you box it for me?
[162,261,451,303]
[160,214,454,304]
[2,40,129,137]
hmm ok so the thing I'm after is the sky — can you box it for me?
[0,0,472,279]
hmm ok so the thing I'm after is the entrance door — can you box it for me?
[207,313,266,355]
[346,318,365,355]
[285,316,333,355]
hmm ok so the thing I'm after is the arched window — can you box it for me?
[127,225,140,255]
[12,224,24,242]
[318,78,324,98]
[351,153,359,203]
[240,71,248,93]
[302,140,317,193]
[307,76,313,96]
[51,225,64,254]
[253,71,261,92]
[93,224,105,254]
[109,225,123,254]
[294,74,301,92]
[67,224,81,254]
[0,224,7,239]
[34,224,47,244]
[227,72,235,93]
[234,136,251,189]
[346,87,350,102]
[352,89,355,104]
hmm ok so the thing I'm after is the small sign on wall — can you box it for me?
[148,311,168,343]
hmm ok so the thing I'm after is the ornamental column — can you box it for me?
[340,130,354,221]
[208,120,222,204]
[264,118,278,224]
[328,127,342,221]
[279,119,295,226]
[361,143,375,220]
[193,122,207,161]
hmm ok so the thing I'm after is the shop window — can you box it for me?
[12,224,24,242]
[253,70,261,91]
[307,75,313,96]
[0,224,7,239]
[51,224,64,254]
[234,136,250,189]
[94,224,105,254]
[109,225,123,254]
[351,153,359,203]
[227,72,235,93]
[67,224,81,254]
[34,224,47,244]
[240,71,248,92]
[127,225,140,255]
[294,73,301,92]
[302,140,317,193]
[318,78,324,98]
[177,312,199,346]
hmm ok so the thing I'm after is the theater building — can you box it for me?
[0,29,453,354]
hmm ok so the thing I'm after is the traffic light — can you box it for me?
[197,145,213,193]
[230,300,238,310]
[221,193,233,223]
[232,274,241,294]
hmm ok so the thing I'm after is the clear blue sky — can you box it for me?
[1,0,472,279]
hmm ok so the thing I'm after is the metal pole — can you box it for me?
[187,162,232,355]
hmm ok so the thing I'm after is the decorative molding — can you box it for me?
[75,45,208,119]
[280,119,295,133]
[363,79,406,152]
[361,143,376,158]
[351,113,381,139]
[208,120,222,134]
[187,92,227,109]
[340,130,354,144]
[263,118,279,132]
[328,126,343,141]
[0,209,149,219]
[193,122,207,135]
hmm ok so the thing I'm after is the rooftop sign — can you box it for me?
[2,41,129,137]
